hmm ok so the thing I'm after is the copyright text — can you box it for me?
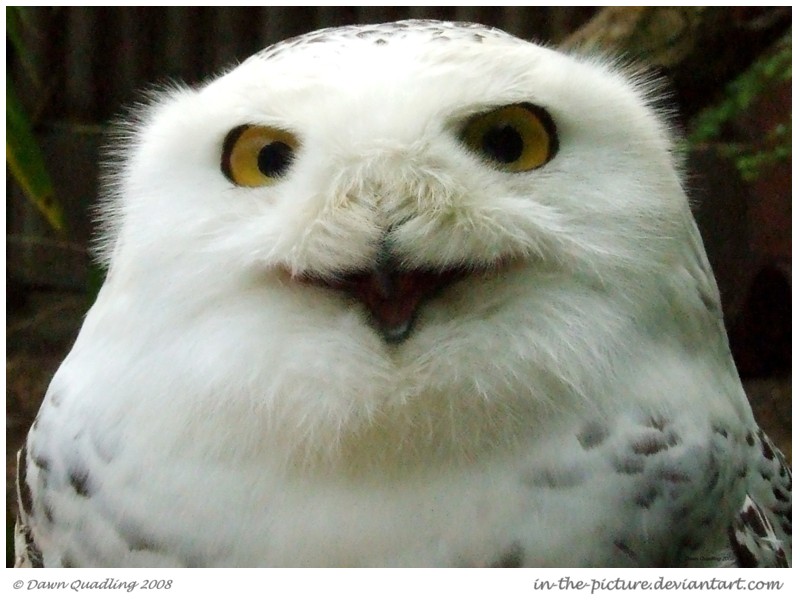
[14,579,172,592]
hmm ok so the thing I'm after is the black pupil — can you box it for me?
[482,125,524,164]
[257,141,293,178]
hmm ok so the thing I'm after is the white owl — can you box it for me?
[16,20,790,568]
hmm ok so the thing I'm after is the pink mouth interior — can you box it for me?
[296,267,471,343]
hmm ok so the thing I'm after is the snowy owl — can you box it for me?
[16,20,790,568]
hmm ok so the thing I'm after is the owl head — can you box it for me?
[94,21,708,467]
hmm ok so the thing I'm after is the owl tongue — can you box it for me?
[350,267,462,343]
[315,266,467,343]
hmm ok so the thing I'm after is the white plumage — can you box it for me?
[16,20,790,567]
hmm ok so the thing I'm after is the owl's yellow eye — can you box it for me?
[460,103,557,172]
[221,125,299,187]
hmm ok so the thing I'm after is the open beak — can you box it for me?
[296,262,471,343]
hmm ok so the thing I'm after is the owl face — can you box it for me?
[97,21,696,461]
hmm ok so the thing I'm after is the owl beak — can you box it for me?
[347,265,466,343]
[296,262,468,344]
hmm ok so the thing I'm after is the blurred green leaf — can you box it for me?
[6,7,25,54]
[6,76,65,232]
[7,6,65,233]
[688,33,791,182]
[7,7,43,87]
